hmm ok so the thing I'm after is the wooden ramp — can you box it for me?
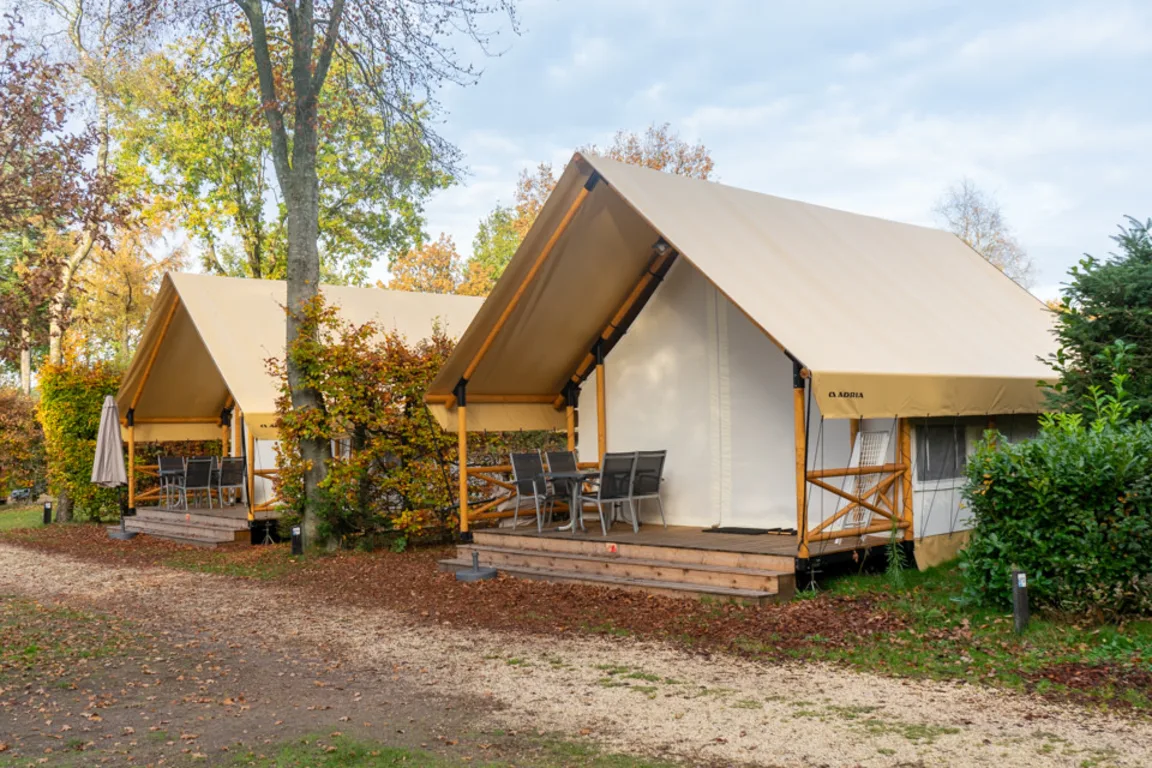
[123,505,277,547]
[439,524,803,604]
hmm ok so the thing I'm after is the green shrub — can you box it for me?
[37,363,122,522]
[962,350,1152,617]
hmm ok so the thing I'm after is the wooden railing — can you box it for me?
[462,461,598,525]
[803,462,910,545]
[252,468,282,514]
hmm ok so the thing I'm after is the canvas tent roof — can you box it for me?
[427,153,1057,430]
[119,273,484,441]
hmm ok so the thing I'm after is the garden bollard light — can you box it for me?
[1011,568,1030,634]
[42,501,52,525]
[291,525,303,556]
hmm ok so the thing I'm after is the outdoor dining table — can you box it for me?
[540,469,600,533]
[158,463,185,507]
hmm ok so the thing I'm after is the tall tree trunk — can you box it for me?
[19,318,31,395]
[285,127,330,549]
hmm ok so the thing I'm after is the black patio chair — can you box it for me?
[544,450,579,518]
[510,451,553,532]
[216,456,247,507]
[158,455,185,509]
[183,457,215,509]
[630,450,667,528]
[580,451,637,535]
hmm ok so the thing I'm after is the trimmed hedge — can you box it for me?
[962,416,1152,618]
[37,363,122,522]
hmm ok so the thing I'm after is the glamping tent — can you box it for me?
[118,273,483,523]
[426,153,1057,570]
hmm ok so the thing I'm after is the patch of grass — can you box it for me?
[730,698,762,709]
[0,598,140,685]
[623,671,661,682]
[0,505,43,531]
[746,561,1152,712]
[227,735,679,768]
[161,550,293,580]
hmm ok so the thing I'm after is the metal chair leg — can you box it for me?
[656,496,667,528]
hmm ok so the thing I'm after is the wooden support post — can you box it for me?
[220,423,229,457]
[899,418,914,542]
[565,382,578,453]
[127,414,136,511]
[793,363,809,559]
[566,406,576,452]
[463,174,598,382]
[245,422,255,522]
[456,380,469,535]
[594,343,606,464]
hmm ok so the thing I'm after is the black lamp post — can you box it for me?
[42,501,52,525]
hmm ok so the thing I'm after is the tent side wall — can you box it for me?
[581,259,798,530]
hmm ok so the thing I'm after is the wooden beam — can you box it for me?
[427,393,556,409]
[127,424,136,510]
[794,382,808,558]
[808,518,909,544]
[900,418,914,542]
[806,463,907,480]
[130,298,180,411]
[120,417,220,425]
[245,422,255,523]
[458,404,469,534]
[462,179,596,382]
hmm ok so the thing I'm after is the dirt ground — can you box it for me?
[1,544,1151,767]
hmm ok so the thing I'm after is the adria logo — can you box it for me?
[828,391,864,399]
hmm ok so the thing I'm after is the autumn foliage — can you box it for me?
[0,389,44,498]
[271,297,460,547]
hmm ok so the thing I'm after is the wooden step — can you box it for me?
[471,530,794,573]
[458,544,791,593]
[134,507,251,531]
[438,557,783,605]
[123,518,249,546]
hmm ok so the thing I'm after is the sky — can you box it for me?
[380,0,1152,300]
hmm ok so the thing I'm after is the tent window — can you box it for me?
[916,423,966,482]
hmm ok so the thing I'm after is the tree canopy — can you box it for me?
[934,178,1034,288]
[1046,216,1152,419]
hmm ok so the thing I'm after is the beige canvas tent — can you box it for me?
[426,153,1057,567]
[118,273,483,517]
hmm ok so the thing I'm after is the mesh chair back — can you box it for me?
[545,451,577,473]
[219,457,246,487]
[546,451,579,496]
[598,452,636,501]
[510,452,544,496]
[632,451,666,496]
[185,458,213,489]
[158,456,184,475]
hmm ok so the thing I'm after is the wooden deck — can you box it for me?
[123,504,280,547]
[440,522,891,603]
[482,522,888,561]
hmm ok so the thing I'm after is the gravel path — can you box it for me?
[1,543,1148,768]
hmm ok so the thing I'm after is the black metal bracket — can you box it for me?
[125,408,135,427]
[564,381,580,409]
[454,378,468,407]
[584,171,602,191]
[792,359,806,389]
[220,406,233,428]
